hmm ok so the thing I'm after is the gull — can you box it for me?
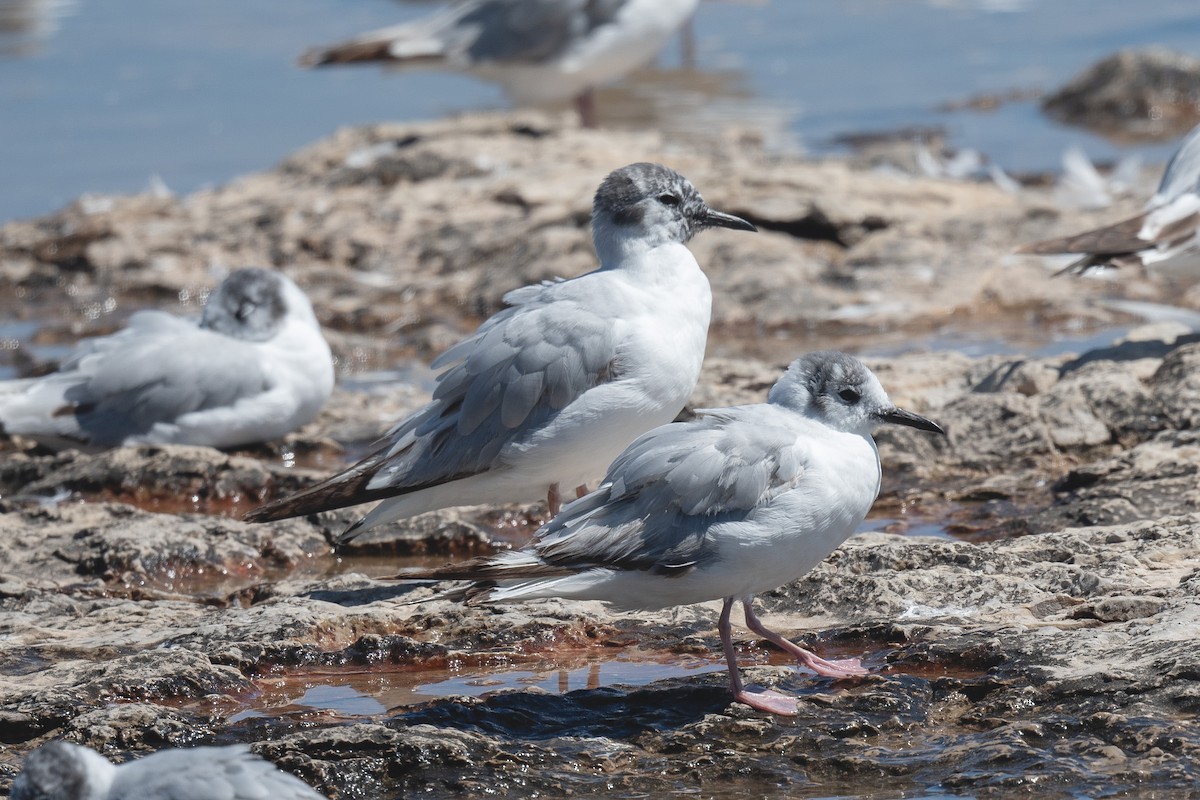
[0,267,334,450]
[246,162,755,540]
[11,741,327,800]
[299,0,700,127]
[392,351,946,716]
[1019,122,1200,276]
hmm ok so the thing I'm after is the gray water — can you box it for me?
[1,0,1198,224]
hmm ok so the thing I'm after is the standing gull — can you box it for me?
[0,267,334,450]
[246,162,755,540]
[392,352,946,715]
[11,741,328,800]
[299,0,700,127]
[1020,122,1200,275]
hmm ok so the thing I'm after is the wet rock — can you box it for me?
[1035,430,1200,529]
[0,444,303,517]
[0,111,1141,369]
[0,502,329,591]
[1042,47,1200,141]
[4,114,1200,799]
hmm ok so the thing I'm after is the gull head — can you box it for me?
[591,162,755,259]
[12,742,115,800]
[200,267,297,342]
[768,351,945,438]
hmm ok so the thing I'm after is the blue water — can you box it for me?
[1,0,1198,223]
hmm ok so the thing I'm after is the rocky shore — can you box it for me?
[2,113,1199,798]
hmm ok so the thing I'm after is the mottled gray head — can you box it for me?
[200,268,288,343]
[591,162,755,256]
[11,742,106,800]
[768,351,945,437]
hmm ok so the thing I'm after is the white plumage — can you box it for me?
[0,267,334,450]
[11,742,327,800]
[398,351,946,715]
[246,162,755,541]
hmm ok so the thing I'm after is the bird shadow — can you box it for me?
[390,679,733,740]
[1058,331,1200,375]
[973,332,1200,392]
[302,583,426,607]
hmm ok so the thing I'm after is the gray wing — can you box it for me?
[531,410,805,576]
[366,287,618,491]
[49,314,270,445]
[447,0,628,64]
[110,745,326,800]
[244,284,619,521]
[301,0,627,67]
[1154,122,1200,206]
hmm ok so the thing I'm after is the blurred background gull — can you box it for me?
[3,0,1200,223]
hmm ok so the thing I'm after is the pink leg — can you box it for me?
[720,597,798,715]
[547,483,562,517]
[742,598,867,678]
[574,484,589,500]
[575,90,597,129]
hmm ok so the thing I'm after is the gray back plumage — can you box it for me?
[365,282,619,492]
[109,745,327,800]
[443,0,628,64]
[51,312,271,446]
[529,409,807,576]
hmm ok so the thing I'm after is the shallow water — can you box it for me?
[2,0,1197,223]
[226,649,736,721]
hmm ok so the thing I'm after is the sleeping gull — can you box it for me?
[1020,121,1200,276]
[390,351,946,715]
[11,741,327,800]
[246,162,755,541]
[0,267,334,450]
[299,0,700,127]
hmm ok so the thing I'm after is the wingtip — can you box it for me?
[241,504,275,524]
[333,519,367,547]
[297,48,328,68]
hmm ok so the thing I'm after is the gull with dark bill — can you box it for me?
[11,741,328,800]
[299,0,699,127]
[247,162,755,540]
[0,267,334,450]
[1020,122,1200,276]
[392,351,946,716]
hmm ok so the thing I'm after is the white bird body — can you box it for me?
[0,268,333,450]
[1132,190,1200,274]
[485,404,882,610]
[246,163,754,539]
[399,352,945,715]
[301,0,700,125]
[358,251,711,529]
[11,742,328,800]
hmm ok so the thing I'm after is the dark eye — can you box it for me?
[236,301,257,321]
[838,388,861,404]
[657,193,680,206]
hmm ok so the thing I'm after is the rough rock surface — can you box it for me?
[1042,47,1200,141]
[3,115,1200,799]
